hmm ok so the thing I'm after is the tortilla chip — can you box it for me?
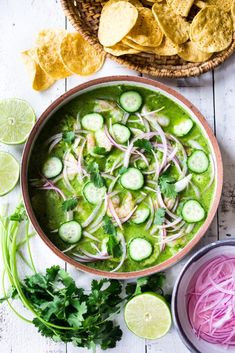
[206,0,233,12]
[151,36,178,55]
[98,1,138,46]
[232,0,235,28]
[60,33,105,76]
[190,6,233,53]
[127,7,163,47]
[36,29,71,79]
[194,0,207,8]
[21,49,54,91]
[178,41,213,62]
[166,0,194,17]
[152,2,190,45]
[104,42,141,55]
[103,0,143,9]
[122,37,153,52]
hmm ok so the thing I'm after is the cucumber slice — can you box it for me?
[132,206,150,224]
[81,113,104,131]
[120,91,143,113]
[129,238,153,262]
[42,157,63,178]
[173,119,193,137]
[112,123,131,144]
[188,150,209,173]
[120,167,144,191]
[95,129,112,151]
[181,200,205,223]
[83,182,106,204]
[59,221,82,244]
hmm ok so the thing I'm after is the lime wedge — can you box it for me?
[124,292,172,339]
[0,151,20,196]
[0,98,35,144]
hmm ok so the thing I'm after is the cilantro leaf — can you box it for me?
[107,235,122,258]
[134,138,152,153]
[154,208,166,225]
[87,162,105,188]
[118,167,128,175]
[103,215,116,236]
[63,131,75,144]
[67,302,87,328]
[93,146,107,155]
[159,174,177,199]
[62,197,78,212]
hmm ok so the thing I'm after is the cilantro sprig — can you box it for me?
[159,173,177,199]
[154,208,166,225]
[134,138,153,153]
[103,216,122,258]
[87,162,105,188]
[63,131,75,144]
[62,197,78,212]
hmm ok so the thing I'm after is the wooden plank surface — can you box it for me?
[0,1,234,352]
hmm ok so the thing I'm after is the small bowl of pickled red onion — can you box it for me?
[172,240,235,353]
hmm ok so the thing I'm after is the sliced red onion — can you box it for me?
[111,232,127,273]
[185,223,195,234]
[151,150,160,180]
[122,112,130,124]
[109,157,123,175]
[63,153,76,193]
[83,232,100,242]
[174,174,192,193]
[101,172,115,180]
[108,198,123,230]
[71,253,96,262]
[156,187,178,220]
[48,137,62,154]
[62,244,77,253]
[159,228,166,252]
[88,195,108,232]
[144,186,157,193]
[81,249,111,260]
[82,201,103,228]
[167,220,185,232]
[204,154,215,191]
[160,229,185,244]
[121,205,138,224]
[140,106,165,117]
[155,216,182,230]
[108,175,120,193]
[167,133,188,175]
[104,125,126,152]
[77,139,86,181]
[190,181,201,199]
[146,197,154,230]
[188,256,235,346]
[45,133,62,145]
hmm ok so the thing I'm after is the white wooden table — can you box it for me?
[1,1,235,352]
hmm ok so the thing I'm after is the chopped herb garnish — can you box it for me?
[159,173,177,199]
[93,146,107,155]
[134,138,152,153]
[154,208,166,225]
[62,197,78,212]
[63,131,75,144]
[118,167,128,175]
[103,216,122,258]
[103,215,117,236]
[87,162,105,188]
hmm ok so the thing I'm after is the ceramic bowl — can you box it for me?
[172,240,235,353]
[21,76,223,279]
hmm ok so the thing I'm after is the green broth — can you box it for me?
[28,84,215,272]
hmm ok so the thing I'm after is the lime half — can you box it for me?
[0,98,35,144]
[124,292,172,340]
[0,151,20,196]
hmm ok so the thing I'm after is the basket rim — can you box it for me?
[60,0,235,78]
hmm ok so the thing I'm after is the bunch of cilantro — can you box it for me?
[0,203,169,351]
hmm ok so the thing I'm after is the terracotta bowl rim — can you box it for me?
[21,75,223,279]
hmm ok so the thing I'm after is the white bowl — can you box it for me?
[172,240,235,353]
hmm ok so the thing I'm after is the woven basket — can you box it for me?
[61,0,235,78]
